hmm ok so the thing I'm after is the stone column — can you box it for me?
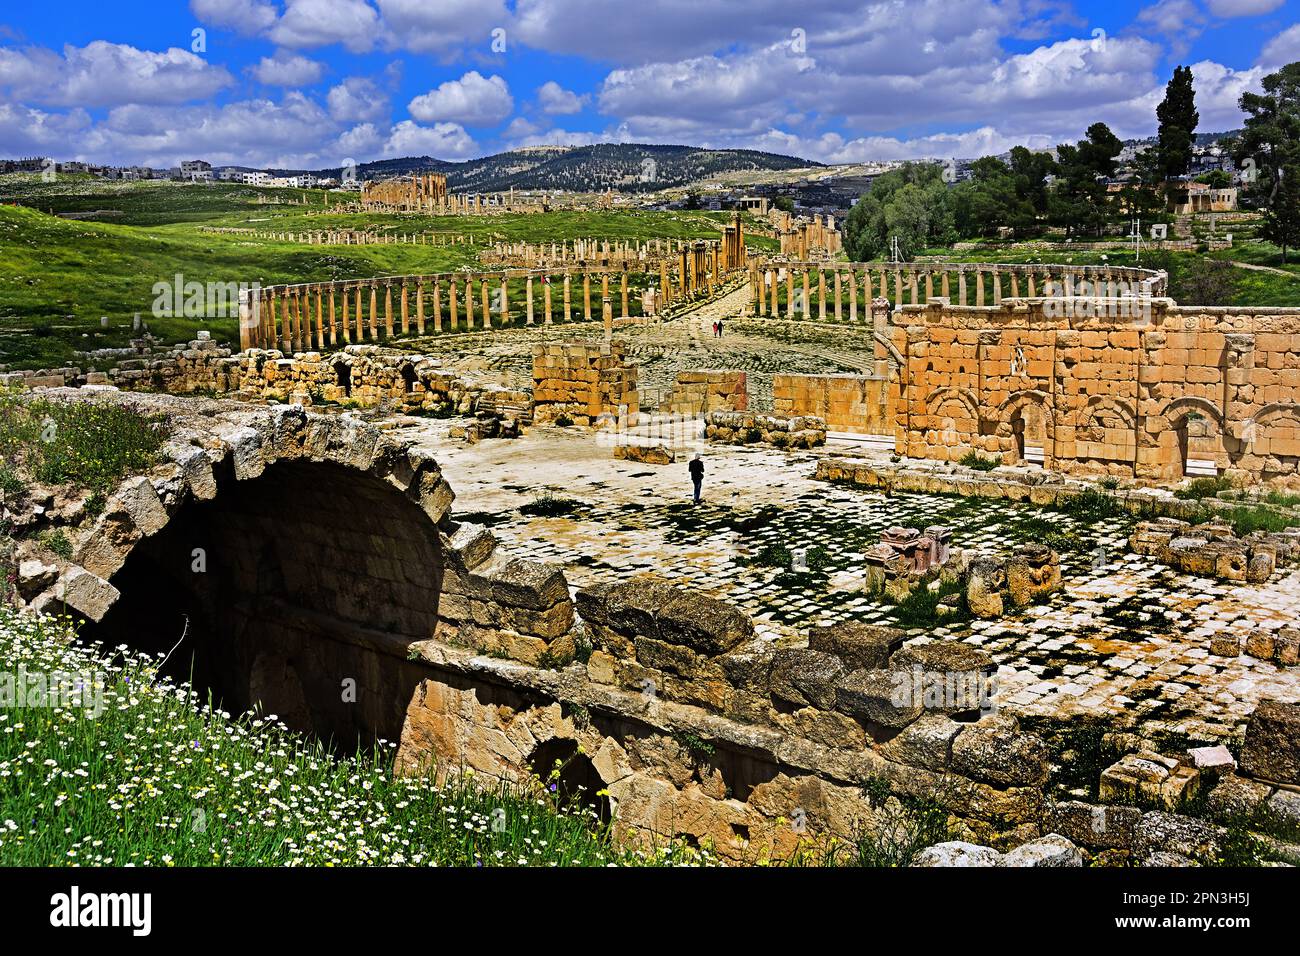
[621,267,630,318]
[818,270,827,321]
[563,274,572,322]
[583,272,592,320]
[958,269,967,306]
[924,271,933,302]
[802,269,811,319]
[992,269,1002,305]
[833,270,843,322]
[909,270,919,305]
[526,275,535,325]
[894,269,904,305]
[315,286,325,349]
[449,278,459,330]
[354,284,364,341]
[499,274,508,327]
[1010,273,1020,298]
[400,281,410,335]
[368,283,378,340]
[603,295,613,342]
[975,270,986,308]
[849,271,858,323]
[432,278,443,333]
[544,278,553,325]
[328,286,338,346]
[384,282,394,338]
[415,280,425,335]
[786,267,795,319]
[480,275,492,329]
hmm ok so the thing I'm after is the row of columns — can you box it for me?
[242,269,649,353]
[750,263,1165,320]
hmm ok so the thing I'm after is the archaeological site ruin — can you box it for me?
[7,224,1300,873]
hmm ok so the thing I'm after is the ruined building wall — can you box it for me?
[531,341,639,425]
[663,370,748,416]
[773,373,891,435]
[883,299,1300,484]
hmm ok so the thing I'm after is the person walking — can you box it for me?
[689,452,704,504]
[716,317,724,337]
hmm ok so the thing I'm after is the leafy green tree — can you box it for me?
[1008,146,1056,219]
[1048,123,1123,237]
[773,195,795,213]
[845,162,953,260]
[1156,66,1199,183]
[1261,164,1300,263]
[951,157,1038,238]
[1196,169,1232,188]
[1235,62,1300,208]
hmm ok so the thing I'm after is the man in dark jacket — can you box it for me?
[689,453,704,504]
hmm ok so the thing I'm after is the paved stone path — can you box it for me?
[407,423,1300,744]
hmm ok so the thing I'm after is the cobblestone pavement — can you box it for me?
[407,423,1300,743]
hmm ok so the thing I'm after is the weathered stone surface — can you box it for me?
[56,568,121,622]
[1001,833,1082,867]
[890,640,996,676]
[113,476,169,537]
[17,559,58,598]
[469,557,570,611]
[1048,800,1141,851]
[808,622,904,670]
[880,714,961,771]
[1099,751,1201,810]
[446,523,497,570]
[1186,744,1236,776]
[913,841,1002,867]
[769,648,844,710]
[965,556,1005,618]
[657,590,754,655]
[834,668,922,729]
[1241,701,1300,785]
[1132,811,1222,863]
[950,714,1049,788]
[1205,773,1274,821]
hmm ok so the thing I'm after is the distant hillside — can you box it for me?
[310,144,817,193]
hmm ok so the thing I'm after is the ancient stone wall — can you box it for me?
[664,370,748,415]
[883,298,1300,484]
[531,341,639,425]
[772,373,890,435]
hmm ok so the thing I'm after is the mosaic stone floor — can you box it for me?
[404,421,1300,743]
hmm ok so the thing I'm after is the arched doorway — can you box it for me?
[84,459,444,754]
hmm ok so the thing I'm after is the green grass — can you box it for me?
[0,608,715,867]
[1174,475,1236,500]
[519,492,581,517]
[0,178,745,370]
[958,450,1000,471]
[0,391,168,497]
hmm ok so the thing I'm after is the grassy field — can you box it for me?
[0,608,717,867]
[0,175,775,370]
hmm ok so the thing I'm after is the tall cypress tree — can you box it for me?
[1156,66,1199,183]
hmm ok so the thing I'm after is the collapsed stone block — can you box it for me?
[807,621,904,670]
[1098,751,1201,810]
[833,668,923,729]
[950,713,1050,789]
[1240,700,1300,785]
[770,648,844,710]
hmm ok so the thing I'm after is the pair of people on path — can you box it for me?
[711,319,724,337]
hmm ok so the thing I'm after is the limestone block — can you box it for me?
[833,668,923,729]
[913,842,1002,867]
[807,621,905,670]
[1001,834,1082,867]
[1047,801,1141,851]
[1240,700,1300,785]
[950,713,1049,788]
[769,648,844,710]
[1099,751,1201,810]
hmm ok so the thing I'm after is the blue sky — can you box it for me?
[0,0,1297,168]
